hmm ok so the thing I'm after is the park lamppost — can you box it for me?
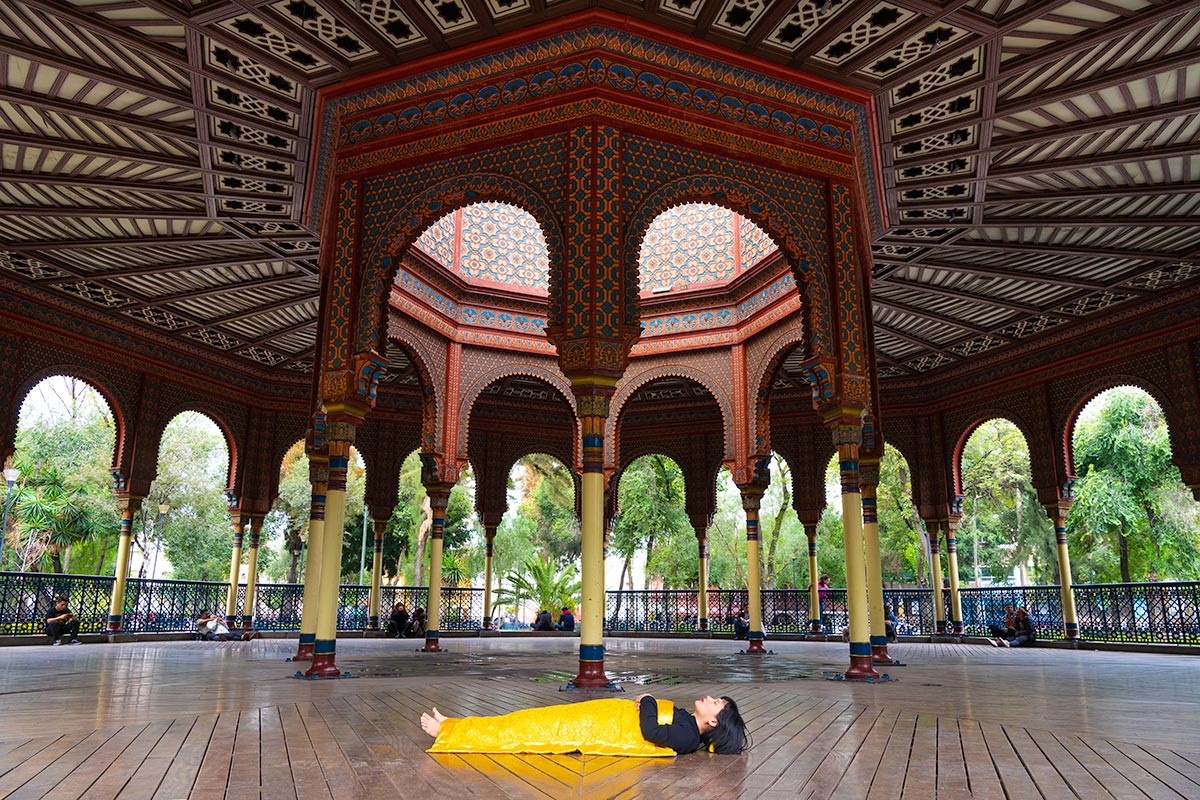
[1,467,20,571]
[151,503,170,580]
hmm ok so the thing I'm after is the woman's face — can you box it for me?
[693,696,728,731]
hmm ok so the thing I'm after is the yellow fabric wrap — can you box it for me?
[427,698,678,757]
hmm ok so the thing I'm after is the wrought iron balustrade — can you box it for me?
[1,571,1196,644]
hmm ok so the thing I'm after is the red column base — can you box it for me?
[744,639,767,654]
[422,637,442,652]
[242,619,254,631]
[292,642,314,661]
[481,621,494,631]
[305,653,341,678]
[872,644,896,664]
[569,659,611,689]
[845,654,882,681]
[810,622,823,634]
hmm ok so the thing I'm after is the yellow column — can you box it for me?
[741,487,767,654]
[421,489,449,652]
[368,516,384,629]
[242,517,262,629]
[224,518,245,622]
[928,523,946,634]
[836,437,879,680]
[946,519,964,636]
[293,453,327,661]
[1049,509,1080,639]
[482,525,496,630]
[861,462,894,662]
[805,523,821,634]
[697,536,709,632]
[569,396,612,688]
[306,426,355,678]
[106,496,142,632]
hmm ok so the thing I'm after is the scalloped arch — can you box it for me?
[457,365,579,466]
[750,324,809,460]
[622,174,828,358]
[385,327,441,454]
[951,412,1037,498]
[608,364,733,469]
[9,368,125,473]
[356,172,566,357]
[153,403,238,493]
[1063,377,1176,480]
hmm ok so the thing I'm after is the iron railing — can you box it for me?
[1,571,1196,644]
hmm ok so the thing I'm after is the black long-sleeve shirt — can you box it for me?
[638,696,701,754]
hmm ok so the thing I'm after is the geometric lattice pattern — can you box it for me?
[639,204,776,293]
[415,202,549,292]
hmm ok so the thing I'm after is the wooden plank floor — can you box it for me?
[0,638,1197,798]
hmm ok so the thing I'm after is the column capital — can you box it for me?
[570,379,617,418]
[321,350,387,414]
[423,483,454,510]
[114,493,144,514]
[859,457,881,489]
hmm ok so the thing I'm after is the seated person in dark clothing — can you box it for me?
[531,609,553,631]
[1001,607,1037,647]
[989,604,1017,645]
[386,603,410,638]
[555,606,575,631]
[885,609,898,642]
[46,597,81,645]
[732,608,750,640]
[407,607,427,638]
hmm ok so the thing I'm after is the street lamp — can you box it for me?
[151,503,170,580]
[1,467,20,571]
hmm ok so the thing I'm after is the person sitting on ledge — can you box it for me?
[195,610,232,641]
[1003,607,1037,647]
[419,693,749,756]
[732,608,750,640]
[531,609,553,631]
[386,602,409,638]
[989,604,1017,646]
[45,597,81,646]
[555,606,575,631]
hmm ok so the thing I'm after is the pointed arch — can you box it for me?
[749,324,809,461]
[383,325,441,454]
[952,412,1036,497]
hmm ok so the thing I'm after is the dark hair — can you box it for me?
[700,696,750,755]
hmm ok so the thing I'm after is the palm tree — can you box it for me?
[13,466,98,573]
[495,557,581,623]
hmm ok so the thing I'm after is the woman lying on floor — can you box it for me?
[420,693,749,757]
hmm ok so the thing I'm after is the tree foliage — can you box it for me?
[1068,388,1200,581]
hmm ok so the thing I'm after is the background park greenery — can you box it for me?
[4,378,1198,595]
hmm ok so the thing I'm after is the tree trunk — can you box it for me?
[95,537,109,576]
[1119,525,1131,583]
[286,550,299,583]
[51,545,63,574]
[763,495,788,589]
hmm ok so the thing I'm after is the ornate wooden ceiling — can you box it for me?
[1,1,1196,380]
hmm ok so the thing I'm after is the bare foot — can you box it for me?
[420,712,441,738]
[432,707,447,723]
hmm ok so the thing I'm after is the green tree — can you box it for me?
[611,455,691,589]
[146,412,231,581]
[1069,388,1200,582]
[10,376,119,574]
[495,557,581,623]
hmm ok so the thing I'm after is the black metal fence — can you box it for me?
[2,571,1196,644]
[0,571,484,636]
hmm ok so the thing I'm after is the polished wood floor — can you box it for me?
[0,637,1196,799]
